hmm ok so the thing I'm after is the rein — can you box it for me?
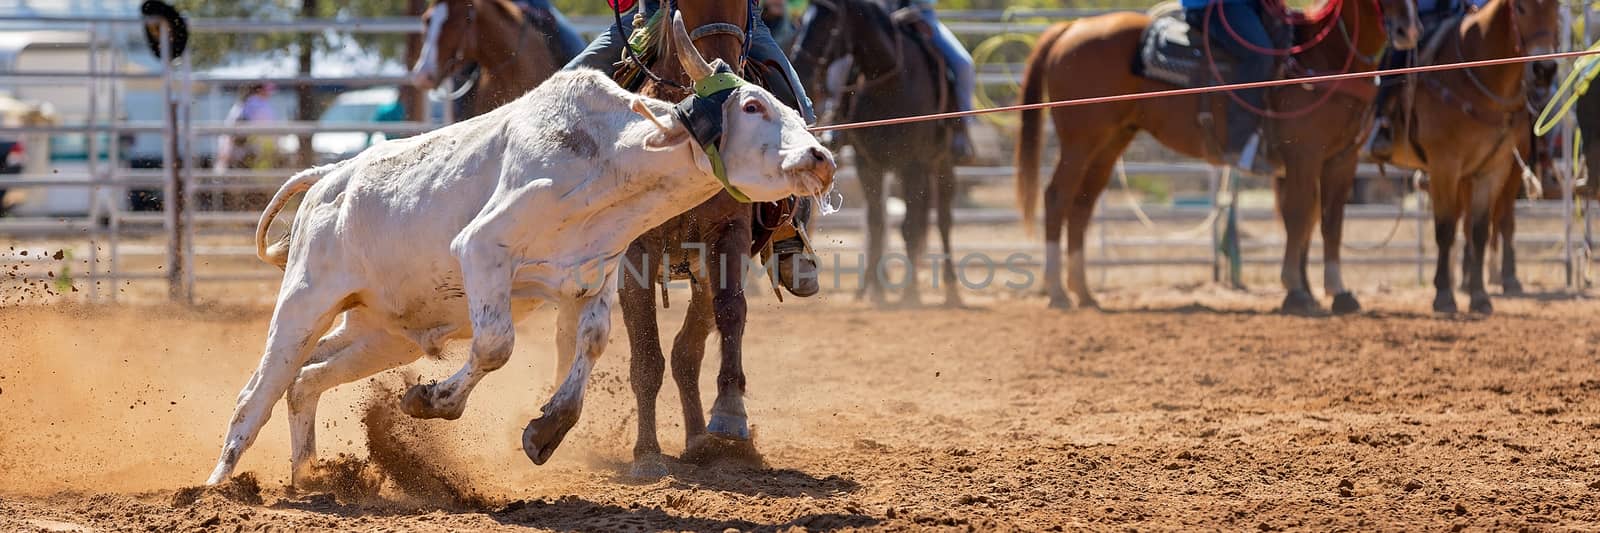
[1451,0,1531,112]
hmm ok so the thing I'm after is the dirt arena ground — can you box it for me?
[4,276,1600,530]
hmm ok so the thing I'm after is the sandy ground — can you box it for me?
[3,278,1600,531]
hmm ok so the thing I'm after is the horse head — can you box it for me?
[410,0,478,91]
[1506,0,1559,56]
[788,0,896,99]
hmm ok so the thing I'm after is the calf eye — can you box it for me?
[743,100,765,115]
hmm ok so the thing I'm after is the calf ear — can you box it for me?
[631,99,714,174]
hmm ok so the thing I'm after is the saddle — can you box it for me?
[1134,1,1289,90]
[886,3,956,114]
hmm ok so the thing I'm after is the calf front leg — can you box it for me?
[401,238,516,421]
[523,283,615,465]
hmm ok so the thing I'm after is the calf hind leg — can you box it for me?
[208,281,351,485]
[286,311,422,489]
[523,289,614,465]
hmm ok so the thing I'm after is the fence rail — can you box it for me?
[0,8,1595,302]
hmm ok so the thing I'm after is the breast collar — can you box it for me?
[672,63,753,203]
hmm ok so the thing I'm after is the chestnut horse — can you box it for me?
[613,0,821,478]
[410,0,576,117]
[1379,0,1558,314]
[1016,0,1418,314]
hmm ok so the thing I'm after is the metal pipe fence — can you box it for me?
[0,9,1595,303]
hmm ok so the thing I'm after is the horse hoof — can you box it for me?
[1469,295,1494,315]
[1047,294,1072,310]
[682,434,764,468]
[1279,290,1321,316]
[399,383,462,420]
[1331,292,1361,315]
[521,409,578,466]
[1077,296,1101,311]
[1432,293,1458,314]
[1502,279,1524,295]
[629,455,670,479]
[706,414,751,441]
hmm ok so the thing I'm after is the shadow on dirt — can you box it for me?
[487,497,880,531]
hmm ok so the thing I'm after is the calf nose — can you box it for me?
[807,146,837,188]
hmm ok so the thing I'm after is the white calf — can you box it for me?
[206,17,834,486]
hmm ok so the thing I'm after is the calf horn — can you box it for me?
[671,13,714,83]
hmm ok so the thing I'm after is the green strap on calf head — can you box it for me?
[675,65,754,203]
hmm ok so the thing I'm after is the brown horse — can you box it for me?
[614,1,822,478]
[409,0,573,117]
[1380,0,1558,314]
[1016,0,1418,314]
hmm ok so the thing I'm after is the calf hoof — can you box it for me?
[1469,294,1494,315]
[706,413,751,441]
[400,383,464,420]
[943,288,966,309]
[1331,292,1361,315]
[521,407,579,466]
[1432,292,1458,314]
[1502,278,1524,296]
[630,454,670,479]
[1279,289,1321,316]
[1047,293,1072,310]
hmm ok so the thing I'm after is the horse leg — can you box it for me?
[1065,152,1120,310]
[1494,166,1524,295]
[1277,155,1323,315]
[1428,170,1462,313]
[898,161,932,307]
[1464,173,1496,314]
[618,242,669,478]
[1043,148,1084,310]
[670,277,715,448]
[1319,151,1361,314]
[286,310,421,489]
[705,225,753,443]
[935,157,962,307]
[856,158,890,306]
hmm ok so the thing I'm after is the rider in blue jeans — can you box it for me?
[913,0,978,163]
[521,0,592,61]
[566,0,816,124]
[1184,0,1274,175]
[1369,0,1465,158]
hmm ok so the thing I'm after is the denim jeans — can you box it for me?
[916,5,974,118]
[521,0,590,60]
[1187,2,1271,152]
[565,1,816,123]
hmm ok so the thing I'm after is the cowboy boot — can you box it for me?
[951,120,976,165]
[772,237,819,297]
[1369,118,1395,161]
[1224,105,1273,176]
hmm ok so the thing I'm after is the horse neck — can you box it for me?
[844,3,899,77]
[1458,0,1524,96]
[475,2,553,97]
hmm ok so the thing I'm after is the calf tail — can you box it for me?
[256,164,333,269]
[1016,21,1071,236]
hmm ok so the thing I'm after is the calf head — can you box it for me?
[632,14,836,204]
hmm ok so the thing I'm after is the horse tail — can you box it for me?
[256,163,334,269]
[1016,21,1071,235]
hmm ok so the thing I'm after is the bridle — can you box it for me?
[611,0,759,92]
[1450,0,1545,116]
[426,0,536,102]
[794,0,904,97]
